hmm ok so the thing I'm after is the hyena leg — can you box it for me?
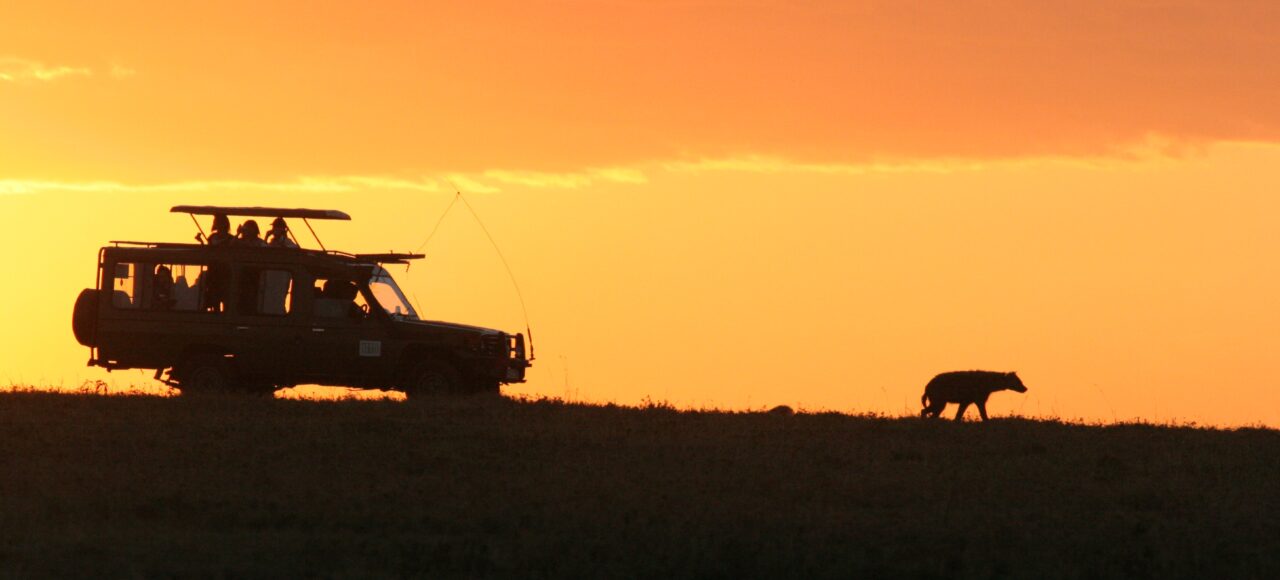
[954,402,971,421]
[977,401,989,421]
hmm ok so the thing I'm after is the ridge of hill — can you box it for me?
[1,392,1276,578]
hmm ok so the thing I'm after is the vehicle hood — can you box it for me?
[393,318,505,336]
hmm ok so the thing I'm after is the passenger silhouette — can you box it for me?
[202,266,228,312]
[208,214,233,246]
[236,220,266,247]
[151,265,175,310]
[266,217,297,248]
[171,270,196,310]
[318,280,364,318]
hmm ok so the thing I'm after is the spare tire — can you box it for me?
[72,289,100,347]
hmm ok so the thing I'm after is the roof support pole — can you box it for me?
[188,213,207,244]
[303,218,327,251]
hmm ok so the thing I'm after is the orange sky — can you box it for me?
[3,1,1280,425]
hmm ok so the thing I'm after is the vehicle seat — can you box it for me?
[314,298,348,318]
[112,290,133,309]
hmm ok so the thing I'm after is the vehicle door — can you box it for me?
[296,276,391,385]
[225,264,306,384]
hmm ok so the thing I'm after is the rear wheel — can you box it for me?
[176,355,234,394]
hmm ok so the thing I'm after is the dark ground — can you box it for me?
[0,391,1277,579]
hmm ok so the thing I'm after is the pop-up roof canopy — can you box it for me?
[170,206,351,220]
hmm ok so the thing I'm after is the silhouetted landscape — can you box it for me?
[1,390,1277,578]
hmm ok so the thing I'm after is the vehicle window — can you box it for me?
[112,263,140,309]
[239,267,293,316]
[313,277,369,319]
[369,268,418,319]
[112,262,214,312]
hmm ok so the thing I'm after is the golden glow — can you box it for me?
[3,1,1280,426]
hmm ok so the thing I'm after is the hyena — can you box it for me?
[920,371,1027,421]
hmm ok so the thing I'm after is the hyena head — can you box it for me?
[1005,372,1028,393]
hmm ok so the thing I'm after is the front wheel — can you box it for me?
[403,359,464,398]
[471,380,501,396]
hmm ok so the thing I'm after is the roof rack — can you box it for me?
[109,241,200,249]
[170,206,351,220]
[355,252,426,265]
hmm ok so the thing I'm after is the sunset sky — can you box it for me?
[3,1,1280,425]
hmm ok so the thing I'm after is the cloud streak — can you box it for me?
[0,57,92,82]
[0,168,646,196]
[0,176,440,196]
[10,139,1265,197]
[482,167,647,189]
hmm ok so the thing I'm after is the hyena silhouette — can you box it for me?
[920,371,1027,421]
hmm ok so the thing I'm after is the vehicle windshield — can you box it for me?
[368,267,418,319]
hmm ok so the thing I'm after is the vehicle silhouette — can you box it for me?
[72,205,530,397]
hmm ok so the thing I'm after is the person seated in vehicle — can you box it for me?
[338,281,365,318]
[171,269,197,311]
[199,265,229,312]
[208,214,233,246]
[315,280,364,319]
[235,220,267,247]
[266,217,298,248]
[151,265,176,310]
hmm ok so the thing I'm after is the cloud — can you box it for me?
[662,156,989,176]
[660,134,1225,176]
[0,176,442,195]
[1,141,1212,197]
[0,56,137,83]
[108,63,137,79]
[0,57,91,82]
[442,175,500,194]
[482,167,647,189]
[0,169,647,196]
[8,2,1280,174]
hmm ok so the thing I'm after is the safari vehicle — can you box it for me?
[71,206,530,396]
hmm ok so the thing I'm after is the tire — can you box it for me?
[239,382,279,398]
[72,289,100,347]
[471,380,502,397]
[176,355,234,393]
[403,359,463,398]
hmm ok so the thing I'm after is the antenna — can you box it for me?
[454,186,536,362]
[416,181,537,361]
[414,193,460,254]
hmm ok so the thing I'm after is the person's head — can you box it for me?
[240,220,261,239]
[211,214,230,234]
[268,217,290,245]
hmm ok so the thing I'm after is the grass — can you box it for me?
[0,390,1277,578]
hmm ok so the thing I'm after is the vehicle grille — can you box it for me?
[481,334,506,355]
